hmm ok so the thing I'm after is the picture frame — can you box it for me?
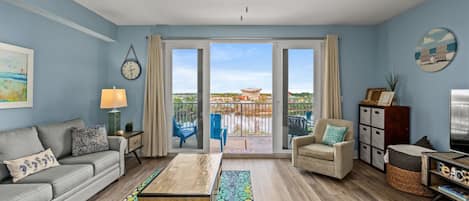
[377,91,395,106]
[361,88,386,105]
[0,42,34,109]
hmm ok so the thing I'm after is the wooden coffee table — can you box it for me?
[138,153,223,201]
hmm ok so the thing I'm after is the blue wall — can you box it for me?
[376,0,469,150]
[4,0,459,152]
[108,25,381,136]
[21,0,116,39]
[0,1,116,130]
[106,26,152,130]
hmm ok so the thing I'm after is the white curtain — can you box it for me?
[142,35,168,157]
[321,35,343,119]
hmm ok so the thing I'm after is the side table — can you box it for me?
[122,131,144,164]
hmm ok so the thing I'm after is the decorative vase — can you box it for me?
[392,94,399,106]
[125,122,133,132]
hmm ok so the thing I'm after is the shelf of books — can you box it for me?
[425,152,469,201]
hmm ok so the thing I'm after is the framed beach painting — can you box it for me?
[415,28,457,72]
[0,42,34,109]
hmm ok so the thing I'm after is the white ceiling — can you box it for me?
[75,0,426,26]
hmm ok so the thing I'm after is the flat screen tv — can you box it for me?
[450,89,469,154]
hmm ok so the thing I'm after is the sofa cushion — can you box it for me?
[17,165,93,198]
[36,119,85,159]
[0,183,53,201]
[59,151,119,175]
[0,127,45,181]
[4,148,60,183]
[298,144,334,161]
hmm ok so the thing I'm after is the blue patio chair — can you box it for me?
[305,111,312,122]
[305,111,314,130]
[173,118,197,148]
[210,113,228,152]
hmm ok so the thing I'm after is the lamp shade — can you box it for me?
[100,88,127,109]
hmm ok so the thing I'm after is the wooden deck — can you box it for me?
[172,136,274,153]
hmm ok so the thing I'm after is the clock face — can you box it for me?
[121,60,141,80]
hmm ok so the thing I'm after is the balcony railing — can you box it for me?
[173,102,313,137]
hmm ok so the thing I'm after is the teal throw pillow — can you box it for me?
[322,124,348,146]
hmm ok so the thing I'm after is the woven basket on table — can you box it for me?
[386,163,434,197]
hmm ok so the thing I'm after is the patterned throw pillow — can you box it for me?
[4,148,59,182]
[322,124,348,146]
[71,127,109,156]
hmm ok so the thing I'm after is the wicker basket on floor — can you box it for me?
[386,163,434,197]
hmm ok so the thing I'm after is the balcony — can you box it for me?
[172,102,313,153]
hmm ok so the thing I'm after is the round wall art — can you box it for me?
[415,28,457,72]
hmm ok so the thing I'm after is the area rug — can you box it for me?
[124,168,162,201]
[217,170,253,201]
[124,169,253,201]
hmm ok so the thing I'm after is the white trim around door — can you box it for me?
[163,39,324,155]
[163,40,211,153]
[272,40,324,154]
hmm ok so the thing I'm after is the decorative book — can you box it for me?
[438,185,469,201]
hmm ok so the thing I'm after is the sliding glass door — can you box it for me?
[209,42,273,154]
[164,39,322,154]
[164,41,210,152]
[273,41,323,152]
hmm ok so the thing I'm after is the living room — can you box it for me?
[0,0,468,201]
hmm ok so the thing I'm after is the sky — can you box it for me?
[172,43,314,94]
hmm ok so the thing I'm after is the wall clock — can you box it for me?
[121,44,142,80]
[415,28,457,72]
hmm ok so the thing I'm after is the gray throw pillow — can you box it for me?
[71,127,109,156]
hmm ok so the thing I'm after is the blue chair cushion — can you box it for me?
[179,127,196,138]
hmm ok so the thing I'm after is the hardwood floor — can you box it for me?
[90,157,432,201]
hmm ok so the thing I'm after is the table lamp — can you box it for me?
[100,87,127,135]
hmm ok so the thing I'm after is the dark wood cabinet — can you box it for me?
[358,104,410,171]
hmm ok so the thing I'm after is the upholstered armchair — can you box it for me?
[292,119,354,179]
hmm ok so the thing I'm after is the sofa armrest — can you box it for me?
[333,140,354,179]
[292,135,315,166]
[108,136,127,176]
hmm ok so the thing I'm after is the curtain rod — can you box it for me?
[145,36,328,40]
